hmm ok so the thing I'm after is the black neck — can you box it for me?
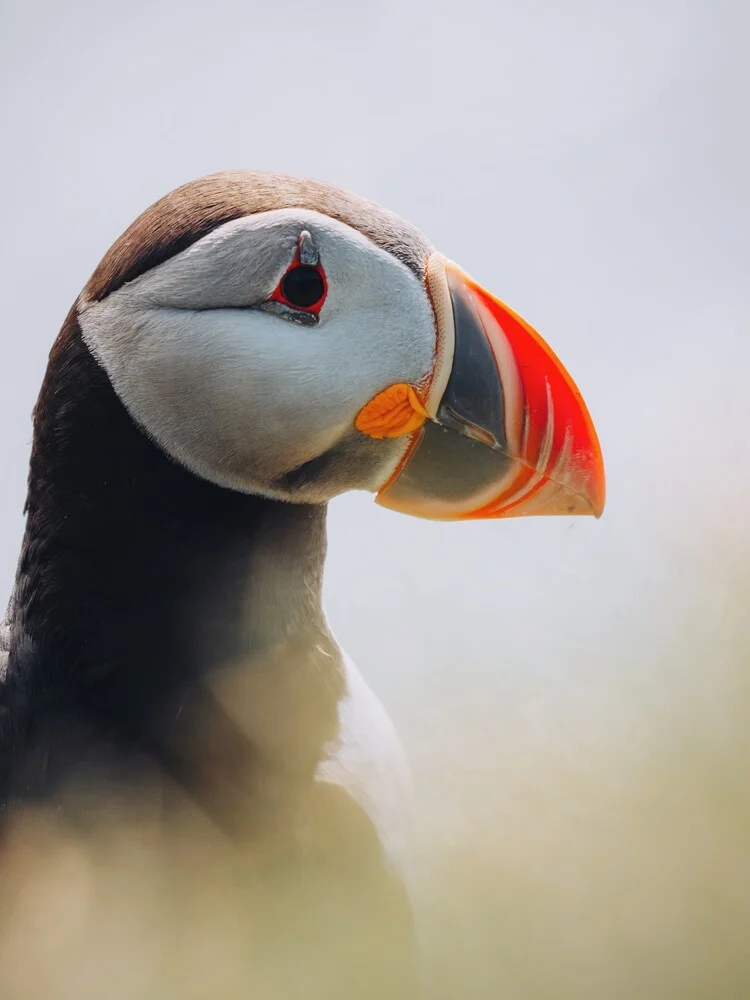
[4,315,342,819]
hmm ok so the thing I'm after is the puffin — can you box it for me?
[0,172,604,997]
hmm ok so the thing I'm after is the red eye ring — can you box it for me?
[270,251,327,316]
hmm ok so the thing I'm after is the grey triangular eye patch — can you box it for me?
[298,230,319,267]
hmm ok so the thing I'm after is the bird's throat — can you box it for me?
[4,316,344,824]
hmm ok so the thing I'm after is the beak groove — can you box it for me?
[374,255,606,522]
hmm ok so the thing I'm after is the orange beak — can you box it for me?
[370,255,605,521]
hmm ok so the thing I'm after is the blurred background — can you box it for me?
[1,1,749,996]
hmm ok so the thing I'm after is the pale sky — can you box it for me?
[1,2,749,992]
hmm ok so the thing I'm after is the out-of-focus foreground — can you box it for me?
[0,518,747,999]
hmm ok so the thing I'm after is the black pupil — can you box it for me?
[281,266,325,309]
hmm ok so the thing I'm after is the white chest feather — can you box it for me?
[315,653,414,879]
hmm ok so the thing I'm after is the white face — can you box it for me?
[78,209,437,502]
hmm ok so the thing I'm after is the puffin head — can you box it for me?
[78,172,604,520]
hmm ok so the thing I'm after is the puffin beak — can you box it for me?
[362,255,605,521]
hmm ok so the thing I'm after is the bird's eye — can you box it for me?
[280,265,326,310]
